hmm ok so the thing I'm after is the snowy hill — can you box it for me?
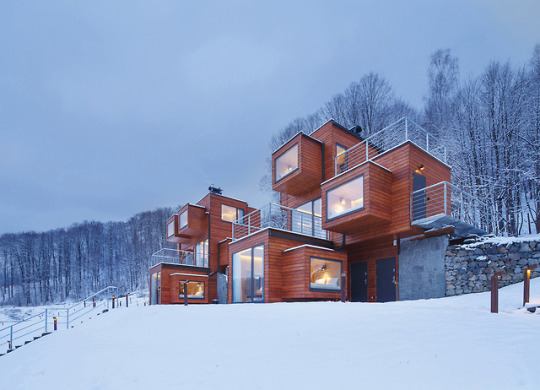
[0,279,539,390]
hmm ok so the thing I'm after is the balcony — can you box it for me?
[232,203,328,241]
[272,133,323,195]
[410,181,499,237]
[151,248,208,268]
[335,118,447,176]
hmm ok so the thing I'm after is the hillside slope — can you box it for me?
[1,279,539,390]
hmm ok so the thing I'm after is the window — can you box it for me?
[195,239,209,267]
[326,175,364,220]
[151,271,161,305]
[179,210,188,229]
[336,143,348,172]
[232,244,264,303]
[310,258,342,291]
[167,220,175,237]
[221,204,245,223]
[291,198,326,239]
[179,281,205,299]
[275,144,299,182]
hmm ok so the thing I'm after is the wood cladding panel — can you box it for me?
[321,161,393,233]
[149,264,211,304]
[347,237,398,302]
[272,133,323,195]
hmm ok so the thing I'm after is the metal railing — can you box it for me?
[151,248,208,268]
[410,181,506,235]
[232,203,327,241]
[335,117,447,175]
[0,286,118,355]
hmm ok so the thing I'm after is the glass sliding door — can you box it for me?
[232,244,265,303]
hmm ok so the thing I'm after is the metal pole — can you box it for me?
[126,293,129,308]
[45,309,48,333]
[491,272,503,313]
[66,309,69,329]
[9,326,13,350]
[524,266,537,306]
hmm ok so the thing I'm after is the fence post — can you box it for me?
[45,309,48,333]
[66,309,69,329]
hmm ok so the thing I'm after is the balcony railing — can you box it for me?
[151,248,208,268]
[232,203,327,241]
[335,117,447,175]
[410,181,506,236]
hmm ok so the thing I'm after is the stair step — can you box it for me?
[42,332,52,336]
[33,336,41,340]
[24,340,32,345]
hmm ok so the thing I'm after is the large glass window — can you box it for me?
[195,239,209,267]
[232,244,264,303]
[275,144,299,182]
[167,220,175,237]
[179,210,188,229]
[326,175,364,220]
[310,258,342,291]
[151,271,161,304]
[292,198,325,239]
[221,205,245,223]
[179,281,205,299]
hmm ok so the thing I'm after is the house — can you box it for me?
[150,118,486,304]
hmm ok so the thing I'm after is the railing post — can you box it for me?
[9,325,13,350]
[66,309,69,329]
[405,118,408,140]
[45,309,48,333]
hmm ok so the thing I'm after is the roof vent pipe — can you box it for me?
[208,185,223,195]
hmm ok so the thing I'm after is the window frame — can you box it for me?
[167,220,175,238]
[179,210,188,230]
[231,243,265,304]
[221,204,245,223]
[274,143,299,183]
[325,175,365,221]
[178,280,206,300]
[309,257,343,293]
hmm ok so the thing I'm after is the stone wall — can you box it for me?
[445,239,540,296]
[399,235,448,300]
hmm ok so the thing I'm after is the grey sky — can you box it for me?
[1,0,538,234]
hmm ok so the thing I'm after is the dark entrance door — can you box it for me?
[376,257,396,302]
[350,262,368,302]
[412,172,427,220]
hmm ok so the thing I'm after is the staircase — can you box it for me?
[0,286,119,356]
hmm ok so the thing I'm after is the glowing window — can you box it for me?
[179,210,188,229]
[275,144,299,182]
[336,144,348,172]
[326,175,364,220]
[310,258,342,291]
[195,239,209,267]
[179,281,205,299]
[221,205,244,223]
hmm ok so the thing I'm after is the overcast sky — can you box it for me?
[0,0,538,235]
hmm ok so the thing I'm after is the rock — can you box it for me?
[508,253,521,261]
[497,246,508,254]
[520,242,532,252]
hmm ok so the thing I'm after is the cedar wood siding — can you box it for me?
[282,246,347,301]
[228,229,338,303]
[149,263,211,304]
[321,161,393,233]
[272,133,323,196]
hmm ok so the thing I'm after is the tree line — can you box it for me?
[265,45,540,236]
[0,208,175,306]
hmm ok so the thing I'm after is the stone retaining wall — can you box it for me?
[445,239,540,296]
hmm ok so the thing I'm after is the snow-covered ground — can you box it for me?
[1,280,539,390]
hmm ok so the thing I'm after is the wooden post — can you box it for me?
[491,272,504,313]
[523,265,537,307]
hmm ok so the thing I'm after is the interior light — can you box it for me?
[340,197,346,205]
[419,164,424,171]
[321,264,327,271]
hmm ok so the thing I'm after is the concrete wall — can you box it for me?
[399,235,448,300]
[217,272,228,304]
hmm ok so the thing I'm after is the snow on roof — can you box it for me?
[282,244,335,253]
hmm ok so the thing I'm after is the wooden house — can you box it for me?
[151,118,484,304]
